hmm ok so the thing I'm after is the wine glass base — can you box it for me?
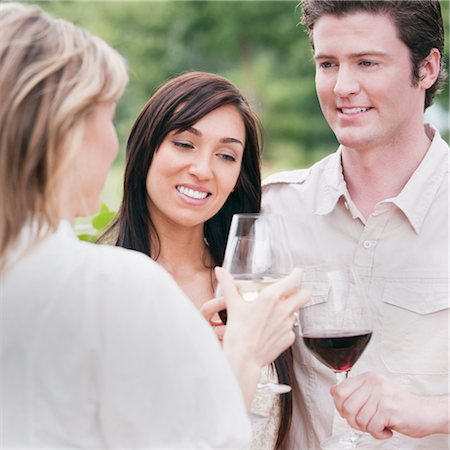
[256,382,291,394]
[321,431,359,449]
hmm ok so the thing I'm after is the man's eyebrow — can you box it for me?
[314,50,388,60]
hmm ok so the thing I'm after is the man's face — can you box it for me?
[312,12,428,153]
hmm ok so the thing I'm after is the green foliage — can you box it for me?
[35,0,337,172]
[34,0,449,184]
[76,203,115,242]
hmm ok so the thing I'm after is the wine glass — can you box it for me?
[221,213,294,395]
[299,264,373,449]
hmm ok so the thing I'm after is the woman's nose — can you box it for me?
[187,155,213,180]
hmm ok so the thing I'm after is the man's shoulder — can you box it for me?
[262,153,335,190]
[262,168,311,187]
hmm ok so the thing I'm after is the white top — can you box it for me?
[1,221,251,448]
[262,125,449,449]
[250,366,281,450]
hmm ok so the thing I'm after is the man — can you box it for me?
[262,1,449,448]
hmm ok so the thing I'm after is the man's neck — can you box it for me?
[341,126,432,219]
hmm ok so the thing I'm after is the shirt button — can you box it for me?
[363,240,372,249]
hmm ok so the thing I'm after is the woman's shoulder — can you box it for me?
[77,238,164,284]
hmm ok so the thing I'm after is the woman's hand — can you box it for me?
[216,266,309,407]
[200,296,226,342]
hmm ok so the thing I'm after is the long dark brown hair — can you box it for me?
[102,71,292,448]
[104,71,261,262]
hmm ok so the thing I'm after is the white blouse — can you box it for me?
[250,366,281,450]
[1,221,251,448]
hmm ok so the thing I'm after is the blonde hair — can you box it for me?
[0,3,128,265]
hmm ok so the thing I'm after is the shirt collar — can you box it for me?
[4,220,75,272]
[314,124,448,233]
[314,148,352,216]
[392,124,448,234]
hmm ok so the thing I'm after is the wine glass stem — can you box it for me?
[336,370,359,448]
[335,371,350,383]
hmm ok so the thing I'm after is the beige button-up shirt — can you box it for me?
[262,124,449,449]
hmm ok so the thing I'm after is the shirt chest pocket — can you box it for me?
[381,280,449,375]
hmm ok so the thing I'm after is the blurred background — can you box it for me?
[35,0,449,211]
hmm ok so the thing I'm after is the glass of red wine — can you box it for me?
[299,264,372,449]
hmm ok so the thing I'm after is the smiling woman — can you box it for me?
[146,104,245,232]
[102,71,262,274]
[100,71,293,450]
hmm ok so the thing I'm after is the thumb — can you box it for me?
[374,428,394,440]
[215,267,240,307]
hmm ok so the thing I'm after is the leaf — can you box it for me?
[75,203,116,242]
[92,210,115,231]
[77,233,97,243]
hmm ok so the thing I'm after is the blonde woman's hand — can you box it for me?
[200,296,226,342]
[217,266,309,407]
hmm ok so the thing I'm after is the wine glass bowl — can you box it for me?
[223,213,293,293]
[221,213,294,394]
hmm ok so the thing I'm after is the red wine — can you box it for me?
[218,308,227,324]
[303,330,372,373]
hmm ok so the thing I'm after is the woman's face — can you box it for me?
[146,104,245,231]
[61,101,118,220]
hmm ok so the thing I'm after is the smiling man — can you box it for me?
[262,1,449,449]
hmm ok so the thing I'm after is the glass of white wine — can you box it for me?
[221,213,294,394]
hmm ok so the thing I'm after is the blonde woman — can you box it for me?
[0,3,305,447]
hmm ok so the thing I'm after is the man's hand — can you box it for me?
[331,372,450,440]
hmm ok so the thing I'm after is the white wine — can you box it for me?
[234,277,279,302]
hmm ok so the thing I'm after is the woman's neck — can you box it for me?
[151,221,216,309]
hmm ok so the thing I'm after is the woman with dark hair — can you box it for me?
[103,71,293,449]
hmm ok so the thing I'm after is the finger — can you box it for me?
[365,402,394,440]
[213,324,226,342]
[259,268,303,301]
[200,296,226,322]
[215,267,240,305]
[333,373,368,408]
[355,389,381,432]
[284,289,310,316]
[341,386,372,430]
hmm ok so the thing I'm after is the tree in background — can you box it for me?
[37,0,449,173]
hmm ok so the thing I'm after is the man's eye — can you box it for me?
[360,60,378,67]
[320,61,335,69]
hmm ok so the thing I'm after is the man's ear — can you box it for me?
[419,48,441,89]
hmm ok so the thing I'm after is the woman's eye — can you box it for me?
[173,141,194,150]
[218,153,236,162]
